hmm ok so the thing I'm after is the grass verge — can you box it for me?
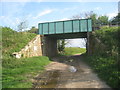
[3,56,51,88]
[83,54,119,88]
[63,47,86,56]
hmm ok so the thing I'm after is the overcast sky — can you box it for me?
[0,0,119,48]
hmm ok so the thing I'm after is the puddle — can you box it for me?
[33,66,78,88]
[33,70,61,88]
[69,66,77,73]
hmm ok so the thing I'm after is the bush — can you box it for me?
[94,27,118,57]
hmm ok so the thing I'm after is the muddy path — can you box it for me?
[33,55,110,88]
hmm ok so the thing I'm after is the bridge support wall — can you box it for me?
[86,32,90,54]
[86,32,94,54]
[41,36,58,57]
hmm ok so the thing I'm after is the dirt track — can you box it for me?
[33,55,110,88]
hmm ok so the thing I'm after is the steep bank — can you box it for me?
[2,27,51,88]
[85,27,119,88]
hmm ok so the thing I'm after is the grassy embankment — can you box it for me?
[2,27,51,88]
[84,27,119,88]
[63,27,119,88]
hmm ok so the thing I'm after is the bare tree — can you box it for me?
[72,14,82,19]
[84,11,94,18]
[17,20,28,32]
[71,11,94,19]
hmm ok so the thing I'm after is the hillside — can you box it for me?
[2,27,51,88]
[2,27,36,57]
[84,27,119,88]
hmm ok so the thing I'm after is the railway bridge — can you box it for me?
[38,19,92,57]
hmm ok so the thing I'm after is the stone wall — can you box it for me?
[88,32,106,55]
[13,35,42,58]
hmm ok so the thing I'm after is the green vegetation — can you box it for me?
[2,27,36,57]
[98,15,109,25]
[73,11,110,29]
[28,26,38,34]
[95,27,118,57]
[84,27,119,88]
[84,55,119,88]
[110,13,120,25]
[57,40,66,53]
[2,27,51,88]
[62,47,86,55]
[3,56,50,88]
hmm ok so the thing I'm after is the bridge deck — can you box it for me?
[44,32,87,39]
[38,19,92,35]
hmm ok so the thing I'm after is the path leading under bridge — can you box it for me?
[33,54,110,88]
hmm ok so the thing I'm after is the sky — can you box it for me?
[0,0,119,48]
